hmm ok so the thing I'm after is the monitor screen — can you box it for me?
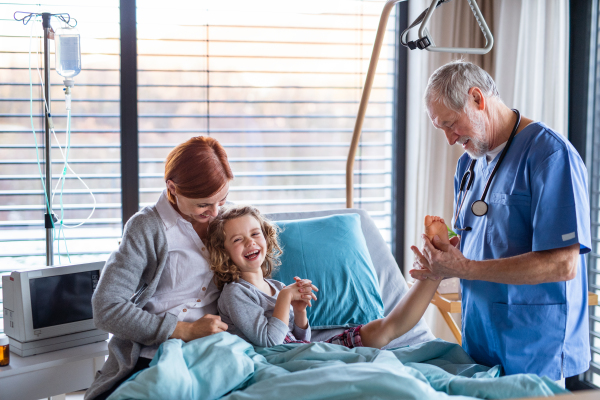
[29,270,99,329]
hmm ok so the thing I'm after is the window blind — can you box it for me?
[136,0,396,240]
[0,1,122,332]
[0,0,398,334]
[588,68,600,386]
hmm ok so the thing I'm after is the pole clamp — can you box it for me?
[45,213,58,229]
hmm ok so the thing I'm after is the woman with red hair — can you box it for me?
[85,136,234,400]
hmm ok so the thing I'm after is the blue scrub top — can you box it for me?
[453,122,591,380]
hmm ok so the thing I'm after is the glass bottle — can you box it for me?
[0,334,9,367]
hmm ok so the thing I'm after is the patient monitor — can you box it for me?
[2,262,108,356]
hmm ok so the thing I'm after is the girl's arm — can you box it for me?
[290,277,317,330]
[291,308,311,342]
[292,308,308,330]
[272,289,293,326]
[219,285,290,347]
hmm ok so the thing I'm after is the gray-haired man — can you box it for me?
[411,61,591,382]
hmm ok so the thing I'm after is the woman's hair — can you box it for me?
[164,136,234,204]
[206,205,282,290]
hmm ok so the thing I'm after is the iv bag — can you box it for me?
[55,26,81,78]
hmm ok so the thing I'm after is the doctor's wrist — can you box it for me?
[458,259,476,280]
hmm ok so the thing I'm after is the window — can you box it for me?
[588,55,600,387]
[0,1,121,331]
[569,0,600,388]
[582,1,600,387]
[135,0,396,237]
[0,0,397,333]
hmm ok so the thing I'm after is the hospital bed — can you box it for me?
[107,208,569,400]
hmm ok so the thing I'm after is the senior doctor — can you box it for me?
[411,61,591,381]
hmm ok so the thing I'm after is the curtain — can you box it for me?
[403,0,494,275]
[493,0,569,135]
[403,0,569,272]
[402,0,569,342]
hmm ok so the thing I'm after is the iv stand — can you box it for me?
[42,12,54,266]
[15,11,78,267]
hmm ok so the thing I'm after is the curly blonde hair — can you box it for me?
[206,205,282,290]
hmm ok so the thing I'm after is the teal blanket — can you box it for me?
[108,333,567,400]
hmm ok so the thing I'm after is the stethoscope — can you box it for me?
[453,109,521,232]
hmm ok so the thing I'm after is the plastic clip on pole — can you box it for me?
[45,213,58,229]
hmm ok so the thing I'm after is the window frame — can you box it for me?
[567,0,599,390]
[120,0,140,224]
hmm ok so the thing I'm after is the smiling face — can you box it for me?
[168,181,229,224]
[427,99,490,159]
[223,214,268,275]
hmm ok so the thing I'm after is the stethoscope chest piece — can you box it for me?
[471,200,488,217]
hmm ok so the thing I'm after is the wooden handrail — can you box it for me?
[590,291,599,306]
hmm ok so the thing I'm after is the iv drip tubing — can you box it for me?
[25,14,94,263]
[33,33,97,230]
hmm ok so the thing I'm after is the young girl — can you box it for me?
[206,205,445,349]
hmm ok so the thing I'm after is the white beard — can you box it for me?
[460,108,490,159]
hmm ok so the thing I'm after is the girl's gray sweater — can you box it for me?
[85,206,178,400]
[218,278,311,347]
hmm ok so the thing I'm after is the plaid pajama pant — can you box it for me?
[283,324,364,349]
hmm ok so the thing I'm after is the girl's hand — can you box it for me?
[293,276,318,297]
[291,277,319,308]
[283,280,317,303]
[274,280,318,329]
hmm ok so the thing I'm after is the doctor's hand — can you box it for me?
[170,314,228,342]
[410,235,463,281]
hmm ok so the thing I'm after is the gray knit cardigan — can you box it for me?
[84,205,179,400]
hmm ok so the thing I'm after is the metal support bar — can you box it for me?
[346,0,404,208]
[418,0,493,54]
[392,1,409,263]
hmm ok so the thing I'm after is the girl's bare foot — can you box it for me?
[424,215,450,245]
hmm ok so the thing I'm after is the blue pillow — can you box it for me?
[272,213,384,329]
